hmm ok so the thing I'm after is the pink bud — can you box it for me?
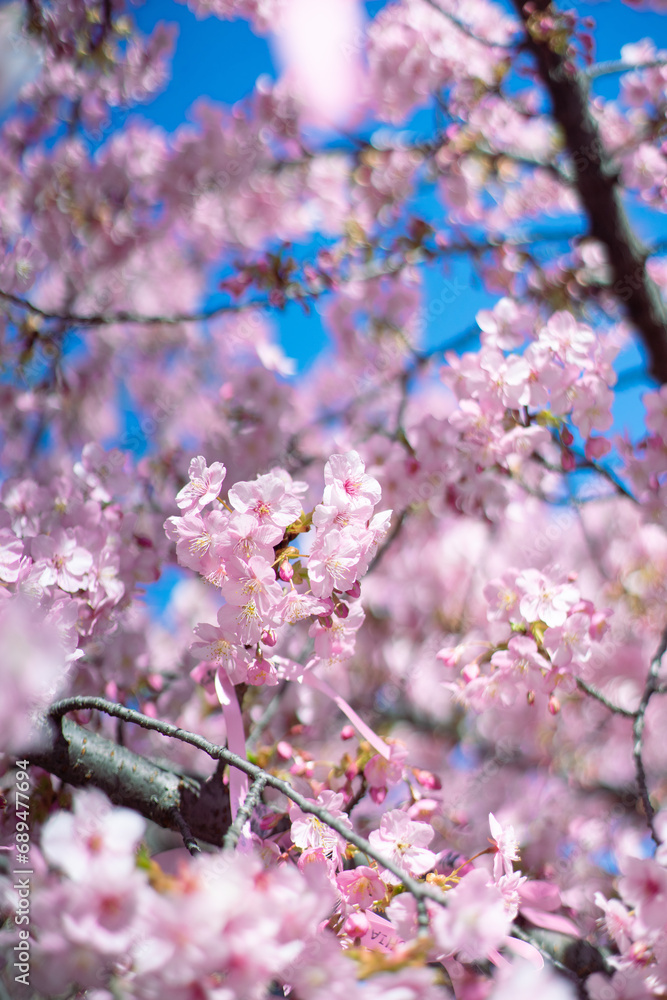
[345,581,361,599]
[437,645,462,667]
[340,725,355,740]
[344,912,369,938]
[261,628,278,647]
[548,695,561,715]
[561,427,574,446]
[462,661,480,683]
[334,602,349,619]
[412,768,442,790]
[369,786,387,805]
[277,740,292,759]
[318,614,333,629]
[561,448,576,472]
[279,561,294,582]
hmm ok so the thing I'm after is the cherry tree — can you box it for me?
[1,0,667,997]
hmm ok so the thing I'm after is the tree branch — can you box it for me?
[0,231,581,332]
[0,288,262,327]
[586,58,667,81]
[223,775,268,850]
[513,0,667,384]
[632,626,667,845]
[28,715,232,847]
[44,697,449,910]
[575,678,637,718]
[420,0,517,49]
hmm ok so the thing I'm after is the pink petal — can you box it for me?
[520,907,581,937]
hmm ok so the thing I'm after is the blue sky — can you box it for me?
[122,0,667,440]
[118,0,666,616]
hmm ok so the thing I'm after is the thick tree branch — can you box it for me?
[513,0,667,383]
[29,716,232,848]
[43,697,449,913]
[512,925,611,998]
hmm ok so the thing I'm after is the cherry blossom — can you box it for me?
[489,813,521,880]
[1,1,667,996]
[368,809,438,885]
[228,472,302,534]
[323,452,382,511]
[175,455,227,514]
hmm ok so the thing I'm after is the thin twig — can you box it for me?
[0,288,263,327]
[170,808,202,856]
[420,0,516,49]
[367,509,408,575]
[632,626,667,845]
[223,775,268,850]
[0,231,582,332]
[575,678,637,719]
[586,58,667,81]
[343,776,367,816]
[573,455,638,504]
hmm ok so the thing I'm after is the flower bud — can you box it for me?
[344,912,369,938]
[261,628,278,647]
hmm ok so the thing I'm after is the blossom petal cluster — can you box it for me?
[165,451,390,688]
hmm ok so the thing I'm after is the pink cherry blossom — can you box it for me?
[516,569,580,627]
[290,790,353,868]
[431,868,511,962]
[336,866,386,909]
[41,789,145,881]
[368,809,437,885]
[323,451,382,511]
[32,529,93,593]
[221,554,283,615]
[229,472,302,532]
[489,813,520,880]
[175,455,226,513]
[308,527,363,597]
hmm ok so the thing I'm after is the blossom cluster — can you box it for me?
[588,813,667,999]
[443,306,619,465]
[0,788,448,1000]
[2,1,667,998]
[165,450,391,690]
[438,566,610,712]
[0,443,162,750]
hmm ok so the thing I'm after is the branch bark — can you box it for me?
[29,716,232,848]
[513,0,667,384]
